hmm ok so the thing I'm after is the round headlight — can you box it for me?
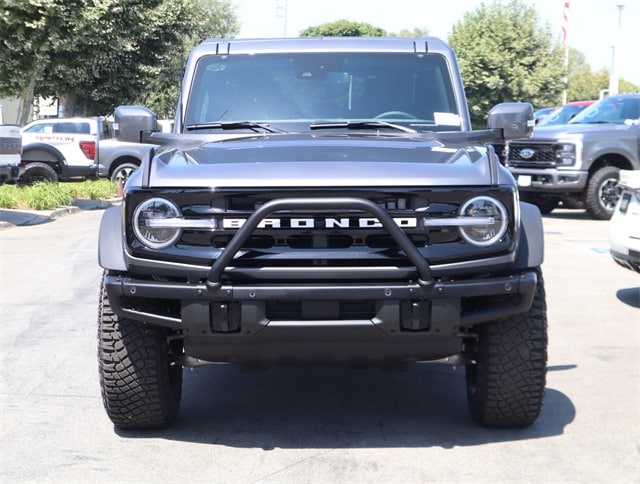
[459,196,508,247]
[133,198,182,249]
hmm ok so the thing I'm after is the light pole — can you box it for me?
[608,3,624,96]
[276,0,288,37]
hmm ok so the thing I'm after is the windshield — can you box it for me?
[184,52,460,132]
[537,103,592,127]
[569,96,640,125]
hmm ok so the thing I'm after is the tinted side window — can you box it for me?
[24,123,53,133]
[53,122,91,134]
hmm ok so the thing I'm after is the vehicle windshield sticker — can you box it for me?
[434,112,461,126]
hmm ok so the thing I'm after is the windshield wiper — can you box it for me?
[185,121,286,133]
[310,120,417,133]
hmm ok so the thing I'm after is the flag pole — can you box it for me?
[562,1,570,105]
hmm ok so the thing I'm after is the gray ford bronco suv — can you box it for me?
[98,37,547,430]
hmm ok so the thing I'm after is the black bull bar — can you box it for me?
[205,197,433,286]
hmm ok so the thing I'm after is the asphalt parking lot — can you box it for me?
[0,207,638,483]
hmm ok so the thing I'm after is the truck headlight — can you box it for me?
[555,141,580,167]
[458,196,508,246]
[133,198,182,249]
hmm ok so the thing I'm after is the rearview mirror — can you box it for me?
[487,102,534,140]
[114,105,157,143]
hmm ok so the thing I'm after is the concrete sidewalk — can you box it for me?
[0,198,119,229]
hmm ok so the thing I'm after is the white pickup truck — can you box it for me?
[20,117,153,184]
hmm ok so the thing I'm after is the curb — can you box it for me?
[0,198,120,230]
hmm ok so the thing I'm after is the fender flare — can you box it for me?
[98,205,127,271]
[21,142,67,164]
[514,201,544,269]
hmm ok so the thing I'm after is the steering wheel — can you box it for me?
[374,111,418,120]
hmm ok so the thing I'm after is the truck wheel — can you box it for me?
[520,193,558,215]
[98,273,182,429]
[19,162,58,185]
[585,166,620,220]
[465,269,547,427]
[560,195,584,209]
[110,161,139,183]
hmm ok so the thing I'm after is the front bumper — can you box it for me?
[509,167,588,193]
[610,248,640,273]
[0,165,24,184]
[105,270,537,364]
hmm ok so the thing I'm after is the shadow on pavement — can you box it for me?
[0,208,57,227]
[616,287,640,309]
[117,363,576,448]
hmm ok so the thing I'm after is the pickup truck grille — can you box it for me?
[507,141,559,167]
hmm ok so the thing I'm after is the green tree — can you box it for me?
[448,0,565,127]
[389,28,430,38]
[300,20,386,37]
[0,0,239,122]
[567,49,639,100]
[135,0,240,118]
[619,78,639,94]
[565,48,599,101]
[0,0,84,124]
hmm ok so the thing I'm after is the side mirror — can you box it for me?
[487,102,534,140]
[114,105,157,143]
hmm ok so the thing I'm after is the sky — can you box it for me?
[233,0,640,87]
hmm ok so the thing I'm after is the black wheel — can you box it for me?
[374,110,417,119]
[520,193,559,215]
[19,162,58,185]
[585,166,620,220]
[98,272,182,429]
[466,269,547,427]
[110,161,139,183]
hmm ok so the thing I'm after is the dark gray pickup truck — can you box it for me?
[97,37,547,430]
[505,93,640,219]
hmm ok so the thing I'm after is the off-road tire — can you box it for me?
[98,272,182,429]
[19,162,58,185]
[466,269,547,427]
[585,165,620,220]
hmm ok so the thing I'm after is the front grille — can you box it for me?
[507,142,559,167]
[126,187,516,269]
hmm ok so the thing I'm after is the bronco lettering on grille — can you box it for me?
[222,217,418,229]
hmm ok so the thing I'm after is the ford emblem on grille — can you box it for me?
[520,148,536,159]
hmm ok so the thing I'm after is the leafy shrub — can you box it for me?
[26,182,75,210]
[0,180,118,210]
[0,184,19,209]
[70,179,118,200]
